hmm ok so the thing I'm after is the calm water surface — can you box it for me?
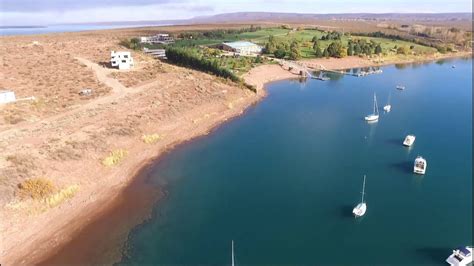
[0,23,167,36]
[120,58,472,265]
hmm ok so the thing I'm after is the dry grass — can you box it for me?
[102,149,128,166]
[18,178,56,200]
[142,133,161,144]
[45,185,79,208]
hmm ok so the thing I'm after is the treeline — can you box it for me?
[355,31,446,52]
[347,39,382,56]
[177,25,262,40]
[165,47,240,82]
[320,31,343,41]
[264,35,301,60]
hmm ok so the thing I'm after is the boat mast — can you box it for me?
[231,240,235,266]
[374,93,379,115]
[361,175,366,203]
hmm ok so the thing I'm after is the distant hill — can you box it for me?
[188,12,472,23]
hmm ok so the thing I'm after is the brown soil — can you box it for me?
[0,30,262,265]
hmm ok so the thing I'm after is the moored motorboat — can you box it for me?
[446,246,472,266]
[403,135,416,147]
[413,156,427,174]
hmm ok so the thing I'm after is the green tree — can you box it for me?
[347,44,354,56]
[265,35,277,54]
[397,46,410,55]
[289,46,301,60]
[323,48,329,58]
[327,42,344,57]
[314,44,323,58]
[274,48,286,59]
[375,44,382,54]
[312,36,319,42]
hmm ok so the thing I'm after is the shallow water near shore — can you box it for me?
[119,58,472,265]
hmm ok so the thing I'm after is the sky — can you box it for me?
[0,0,472,26]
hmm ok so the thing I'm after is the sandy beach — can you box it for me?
[0,25,471,265]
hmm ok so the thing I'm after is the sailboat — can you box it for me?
[365,93,379,122]
[231,240,235,266]
[353,175,367,217]
[383,92,392,112]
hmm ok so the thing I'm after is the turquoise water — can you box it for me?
[120,58,472,265]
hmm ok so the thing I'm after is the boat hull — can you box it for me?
[365,115,379,121]
[353,203,367,217]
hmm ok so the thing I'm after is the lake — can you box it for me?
[119,58,472,265]
[0,23,168,36]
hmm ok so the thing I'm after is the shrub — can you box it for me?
[102,149,128,166]
[142,134,161,144]
[45,185,79,207]
[119,38,141,50]
[274,48,286,59]
[19,178,56,200]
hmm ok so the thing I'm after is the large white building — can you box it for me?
[110,51,134,70]
[221,41,262,55]
[0,90,16,104]
[140,34,174,44]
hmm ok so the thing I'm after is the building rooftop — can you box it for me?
[223,41,260,49]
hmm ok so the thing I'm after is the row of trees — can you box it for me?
[177,26,262,40]
[311,39,383,59]
[264,36,301,60]
[165,47,240,82]
[319,31,343,41]
[347,39,382,56]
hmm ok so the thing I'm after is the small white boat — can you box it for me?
[452,65,456,69]
[413,156,427,174]
[446,246,472,266]
[396,85,405,90]
[403,135,416,147]
[383,92,391,112]
[365,93,379,122]
[352,175,367,217]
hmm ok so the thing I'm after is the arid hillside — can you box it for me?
[0,29,261,265]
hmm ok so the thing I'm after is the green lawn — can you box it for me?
[159,27,437,76]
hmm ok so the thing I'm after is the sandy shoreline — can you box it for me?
[1,27,470,265]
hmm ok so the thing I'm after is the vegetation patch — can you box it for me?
[102,149,128,166]
[165,47,241,82]
[45,185,79,208]
[142,133,161,144]
[18,178,56,200]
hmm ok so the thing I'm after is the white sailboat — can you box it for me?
[365,93,379,122]
[231,240,235,266]
[383,92,391,112]
[353,175,367,217]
